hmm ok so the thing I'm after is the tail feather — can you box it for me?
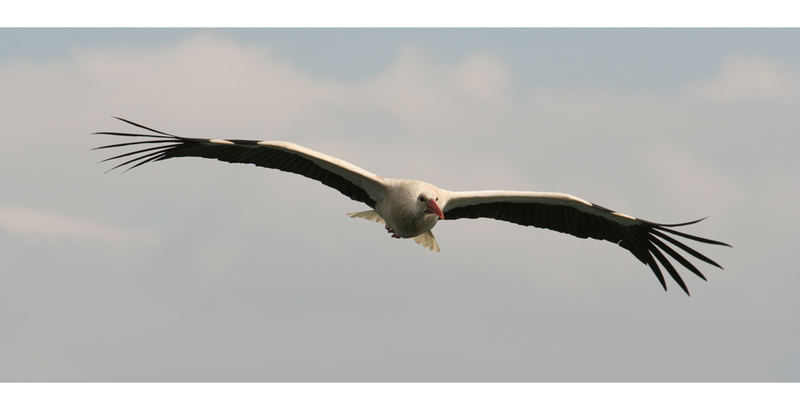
[347,210,385,224]
[347,210,440,252]
[413,231,440,252]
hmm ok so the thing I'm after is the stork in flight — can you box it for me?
[94,117,730,295]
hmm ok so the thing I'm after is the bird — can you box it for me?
[94,117,730,295]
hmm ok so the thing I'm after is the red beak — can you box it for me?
[426,198,444,220]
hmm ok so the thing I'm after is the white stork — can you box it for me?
[94,117,730,295]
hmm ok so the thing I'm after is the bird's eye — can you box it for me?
[435,197,438,201]
[419,196,425,202]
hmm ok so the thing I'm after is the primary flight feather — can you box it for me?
[94,117,730,295]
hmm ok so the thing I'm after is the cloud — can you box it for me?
[640,144,744,217]
[682,55,800,101]
[360,46,512,137]
[0,206,157,243]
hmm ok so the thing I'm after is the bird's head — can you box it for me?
[417,192,444,220]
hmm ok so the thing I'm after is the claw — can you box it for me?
[385,224,401,238]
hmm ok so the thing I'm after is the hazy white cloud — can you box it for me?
[640,144,744,216]
[0,206,156,243]
[1,34,517,150]
[336,45,516,142]
[682,55,800,101]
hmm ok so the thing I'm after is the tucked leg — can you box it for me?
[385,224,401,238]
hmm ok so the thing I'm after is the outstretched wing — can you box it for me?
[94,117,386,208]
[442,190,730,295]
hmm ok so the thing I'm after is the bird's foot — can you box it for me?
[385,224,402,239]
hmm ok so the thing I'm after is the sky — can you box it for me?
[1,28,799,382]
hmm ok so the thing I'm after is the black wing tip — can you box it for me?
[92,131,116,137]
[657,278,668,292]
[635,215,729,295]
[111,115,136,125]
[654,216,709,227]
[654,278,692,296]
[106,116,180,138]
[653,222,732,249]
[671,286,691,296]
[93,117,181,172]
[92,117,186,172]
[651,216,733,248]
[110,116,144,128]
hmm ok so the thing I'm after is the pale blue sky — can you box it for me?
[1,29,798,381]
[5,28,800,91]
